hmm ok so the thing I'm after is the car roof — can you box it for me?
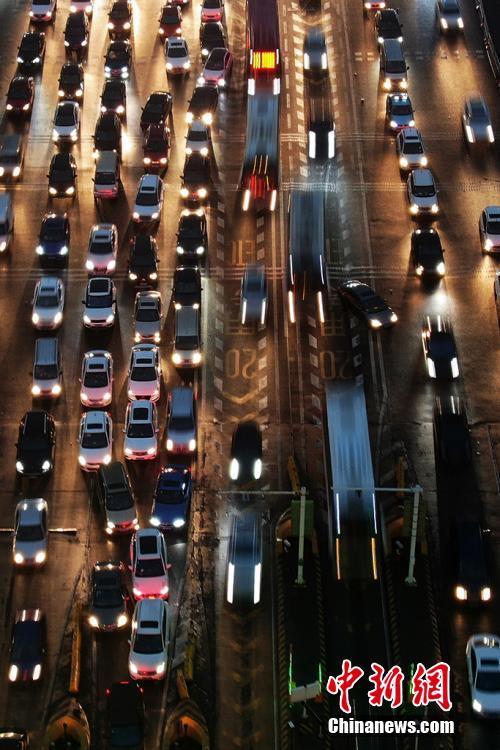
[139,173,161,189]
[130,399,154,418]
[137,291,160,306]
[51,152,74,168]
[22,410,50,432]
[83,410,108,428]
[170,386,194,414]
[412,169,434,186]
[16,498,46,522]
[402,127,421,140]
[135,598,164,626]
[88,276,113,293]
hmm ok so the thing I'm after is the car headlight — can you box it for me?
[14,552,24,564]
[80,39,87,47]
[399,157,408,168]
[121,66,128,74]
[202,48,209,57]
[59,245,69,255]
[465,124,474,143]
[390,313,398,323]
[390,120,398,129]
[149,272,158,280]
[129,661,138,674]
[160,157,167,164]
[166,62,173,70]
[227,562,234,603]
[188,438,196,452]
[103,454,111,465]
[427,358,436,379]
[173,518,185,528]
[481,587,491,602]
[66,186,75,195]
[32,663,42,681]
[253,458,262,479]
[472,699,482,714]
[156,661,166,674]
[117,613,128,627]
[410,204,419,215]
[6,104,13,111]
[32,57,40,64]
[180,187,189,198]
[198,187,208,198]
[172,352,182,364]
[106,314,115,324]
[151,211,159,219]
[42,459,52,471]
[133,212,140,220]
[105,66,111,73]
[108,21,114,29]
[49,187,57,195]
[35,550,46,564]
[70,129,78,141]
[457,17,464,28]
[455,585,467,600]
[202,113,212,126]
[383,78,392,90]
[143,157,151,165]
[147,446,156,455]
[54,311,62,324]
[436,261,445,276]
[129,272,138,280]
[83,314,91,324]
[377,36,384,44]
[416,264,423,276]
[150,516,160,527]
[12,166,21,178]
[9,665,19,682]
[321,52,327,69]
[192,352,202,364]
[440,17,448,29]
[431,203,438,214]
[88,615,99,627]
[183,61,190,69]
[229,457,239,480]
[116,105,125,114]
[32,312,39,324]
[107,259,116,271]
[369,318,382,328]
[36,245,44,256]
[123,21,131,29]
[78,455,87,466]
[166,439,173,451]
[420,156,428,166]
[451,357,459,378]
[76,88,83,97]
[32,385,41,396]
[23,103,30,111]
[487,125,495,144]
[303,53,310,70]
[86,260,94,271]
[17,56,24,63]
[16,461,24,473]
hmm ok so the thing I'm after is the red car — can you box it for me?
[143,124,170,170]
[6,75,35,114]
[158,3,182,37]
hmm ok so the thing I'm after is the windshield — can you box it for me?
[185,169,205,183]
[0,222,8,234]
[176,280,197,295]
[157,486,184,504]
[81,431,108,449]
[62,70,80,84]
[429,333,455,360]
[486,221,500,235]
[37,294,58,308]
[34,364,58,380]
[386,60,406,74]
[10,85,29,98]
[135,558,163,577]
[56,110,76,126]
[169,46,187,58]
[131,366,156,382]
[12,624,41,661]
[133,632,162,653]
[171,416,193,431]
[145,100,164,114]
[188,130,206,142]
[128,422,154,438]
[162,8,178,21]
[93,586,122,608]
[42,225,65,241]
[87,292,112,308]
[175,335,199,350]
[52,169,73,182]
[20,435,47,451]
[147,137,166,151]
[476,672,500,692]
[107,50,126,61]
[95,172,116,185]
[204,0,220,6]
[132,251,155,266]
[136,306,159,322]
[136,191,158,207]
[84,371,108,387]
[106,491,132,511]
[17,523,43,542]
[413,183,435,198]
[111,5,129,17]
[90,241,113,255]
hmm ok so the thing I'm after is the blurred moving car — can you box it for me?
[453,520,491,603]
[437,0,464,32]
[13,498,48,566]
[421,315,459,379]
[8,609,45,683]
[462,96,494,145]
[30,0,56,22]
[308,97,335,160]
[229,421,262,483]
[337,279,397,329]
[303,29,328,79]
[226,513,262,610]
[201,0,224,22]
[240,264,267,326]
[106,682,145,749]
[433,396,471,465]
[200,21,225,59]
[0,729,29,748]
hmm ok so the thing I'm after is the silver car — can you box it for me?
[479,206,500,253]
[407,169,439,216]
[129,599,169,680]
[32,276,65,330]
[132,174,164,223]
[85,223,118,274]
[123,400,158,460]
[240,264,267,326]
[78,410,113,471]
[13,498,48,566]
[396,128,428,170]
[52,101,80,143]
[185,121,210,156]
[80,350,113,407]
[462,96,494,145]
[166,37,190,75]
[437,0,463,31]
[127,344,161,401]
[133,291,162,343]
[82,277,117,328]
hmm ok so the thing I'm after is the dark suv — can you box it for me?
[16,411,55,477]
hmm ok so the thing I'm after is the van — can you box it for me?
[166,387,197,454]
[172,307,202,367]
[95,461,138,534]
[453,519,491,604]
[32,338,62,398]
[380,39,408,91]
[0,135,24,180]
[93,151,120,199]
[0,193,14,252]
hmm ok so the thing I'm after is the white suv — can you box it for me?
[129,599,169,680]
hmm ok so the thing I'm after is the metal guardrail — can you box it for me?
[476,0,500,86]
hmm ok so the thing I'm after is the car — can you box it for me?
[52,101,80,143]
[229,421,262,484]
[200,21,225,59]
[108,0,132,37]
[421,315,459,379]
[140,91,172,131]
[143,124,171,170]
[180,153,210,202]
[166,387,197,454]
[466,634,500,717]
[287,248,328,325]
[133,174,164,223]
[166,37,191,74]
[159,3,182,38]
[374,8,403,43]
[0,730,28,749]
[124,400,158,460]
[32,276,65,330]
[133,291,163,344]
[47,153,77,197]
[128,599,169,680]
[171,307,202,367]
[396,128,428,170]
[386,93,414,131]
[226,512,262,609]
[185,121,210,156]
[94,112,121,157]
[97,461,138,535]
[85,224,118,274]
[462,96,494,145]
[150,466,192,531]
[106,682,145,749]
[80,350,113,407]
[17,32,45,68]
[337,279,397,329]
[30,0,56,22]
[127,345,161,401]
[6,76,34,114]
[172,266,201,309]
[433,396,471,465]
[240,264,267,326]
[176,209,208,260]
[105,40,132,79]
[36,213,70,266]
[15,411,55,477]
[201,0,223,22]
[303,29,327,79]
[64,12,89,53]
[13,499,48,567]
[82,277,117,328]
[411,228,445,277]
[78,411,113,471]
[186,85,218,126]
[479,206,500,253]
[453,520,491,603]
[200,47,232,88]
[8,610,45,683]
[70,0,93,14]
[58,63,84,101]
[130,529,169,599]
[100,79,126,116]
[495,272,500,328]
[308,97,335,160]
[437,0,464,31]
[88,561,129,631]
[128,235,159,284]
[407,169,439,216]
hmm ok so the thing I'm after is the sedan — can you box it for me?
[133,291,163,344]
[466,634,500,717]
[479,206,500,253]
[32,276,65,330]
[396,127,428,170]
[6,76,34,114]
[185,121,210,156]
[124,400,158,460]
[130,529,169,599]
[303,29,327,79]
[127,344,162,401]
[462,96,494,145]
[53,101,80,143]
[58,63,84,101]
[437,0,464,32]
[200,21,225,59]
[17,32,45,69]
[82,277,117,328]
[229,421,262,484]
[78,411,113,471]
[241,264,267,326]
[85,223,118,274]
[88,561,129,631]
[411,228,445,277]
[386,93,415,131]
[128,235,159,284]
[64,13,89,53]
[159,4,182,38]
[129,599,169,680]
[407,169,439,216]
[132,174,164,223]
[16,411,55,477]
[108,0,132,37]
[140,91,172,131]
[337,279,397,329]
[166,37,190,74]
[143,124,170,170]
[8,610,45,683]
[100,79,126,116]
[200,47,232,87]
[433,395,471,465]
[13,499,48,566]
[80,350,113,407]
[180,153,210,202]
[176,209,208,260]
[150,466,192,531]
[186,84,218,126]
[172,266,201,309]
[201,0,223,22]
[421,315,459,379]
[36,213,70,266]
[30,0,56,22]
[374,8,403,43]
[47,153,77,197]
[104,40,131,79]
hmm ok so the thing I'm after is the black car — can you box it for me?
[337,280,397,329]
[422,315,459,380]
[180,153,211,202]
[17,32,46,68]
[172,267,202,309]
[140,91,172,131]
[8,609,46,683]
[104,40,131,79]
[433,396,472,465]
[108,0,132,37]
[0,729,29,749]
[16,411,55,477]
[47,153,77,197]
[411,228,445,277]
[200,21,225,58]
[229,421,262,484]
[308,97,335,160]
[89,561,129,632]
[64,12,89,52]
[128,235,159,284]
[100,79,126,116]
[453,519,491,604]
[58,63,84,101]
[176,210,208,261]
[6,76,35,114]
[150,465,192,531]
[143,124,170,170]
[106,682,145,750]
[374,9,403,44]
[94,112,121,156]
[187,84,218,125]
[37,213,70,266]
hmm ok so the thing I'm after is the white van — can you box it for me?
[380,39,408,91]
[32,338,62,397]
[0,194,14,252]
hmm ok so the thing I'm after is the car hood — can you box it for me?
[129,380,159,399]
[107,506,137,526]
[133,204,159,216]
[91,605,124,626]
[18,447,51,469]
[153,499,187,525]
[133,573,167,596]
[130,650,164,671]
[80,446,109,462]
[125,435,157,451]
[86,304,114,319]
[473,688,500,715]
[366,308,394,327]
[167,428,195,447]
[42,239,66,252]
[134,320,160,338]
[15,539,46,559]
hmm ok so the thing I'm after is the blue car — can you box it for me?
[150,466,192,531]
[8,609,45,683]
[36,213,70,266]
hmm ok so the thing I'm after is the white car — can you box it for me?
[82,277,117,328]
[185,121,210,156]
[127,345,161,401]
[129,599,169,680]
[30,0,56,22]
[133,291,163,344]
[124,400,158,460]
[479,206,500,253]
[166,37,190,75]
[52,102,80,143]
[132,174,164,223]
[80,350,113,407]
[396,127,428,170]
[130,528,169,599]
[32,277,65,330]
[78,410,113,471]
[13,499,48,566]
[407,169,439,216]
[85,224,118,274]
[467,634,500,717]
[70,0,92,14]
